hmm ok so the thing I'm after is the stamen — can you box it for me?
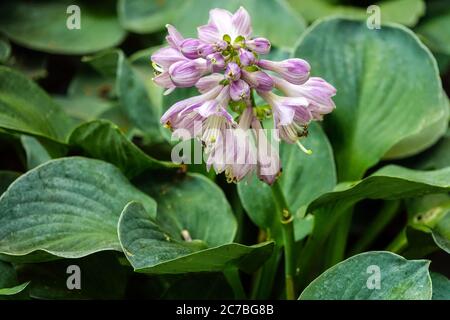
[202,115,224,152]
[296,140,313,155]
[151,61,164,73]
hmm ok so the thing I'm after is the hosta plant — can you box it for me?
[0,0,448,301]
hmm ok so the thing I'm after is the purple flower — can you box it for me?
[258,58,310,85]
[196,73,224,93]
[225,62,241,81]
[169,59,208,87]
[259,91,312,146]
[206,53,226,72]
[274,76,336,120]
[239,48,255,66]
[152,6,336,185]
[206,107,257,183]
[230,79,250,101]
[160,85,223,131]
[199,86,234,151]
[198,43,216,57]
[153,72,176,95]
[251,118,281,185]
[199,7,252,43]
[246,38,271,55]
[165,24,184,49]
[151,47,189,94]
[197,24,221,44]
[231,7,252,38]
[151,47,186,70]
[241,69,273,91]
[180,38,203,59]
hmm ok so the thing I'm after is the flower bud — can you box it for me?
[180,38,202,59]
[169,59,207,87]
[258,58,310,85]
[151,47,186,70]
[225,62,241,81]
[246,37,271,54]
[206,53,226,72]
[241,69,273,91]
[198,43,216,57]
[215,40,228,51]
[239,48,255,66]
[153,71,175,90]
[230,79,250,101]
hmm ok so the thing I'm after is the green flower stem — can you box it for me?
[223,268,246,299]
[350,200,401,255]
[271,180,296,300]
[250,244,282,299]
[324,208,353,268]
[386,228,408,253]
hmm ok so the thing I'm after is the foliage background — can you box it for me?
[0,0,449,300]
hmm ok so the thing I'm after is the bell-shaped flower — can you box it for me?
[169,59,209,87]
[198,7,252,44]
[274,76,336,120]
[259,91,312,145]
[241,69,273,91]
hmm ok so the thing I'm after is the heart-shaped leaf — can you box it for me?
[299,251,431,300]
[0,157,156,261]
[118,201,274,274]
[300,165,450,281]
[0,1,126,54]
[134,172,237,246]
[0,66,74,143]
[309,166,450,213]
[294,18,448,180]
[383,101,449,160]
[69,120,177,178]
[237,122,336,241]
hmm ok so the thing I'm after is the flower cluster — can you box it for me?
[152,7,336,184]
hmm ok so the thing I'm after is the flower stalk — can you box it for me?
[271,179,296,300]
